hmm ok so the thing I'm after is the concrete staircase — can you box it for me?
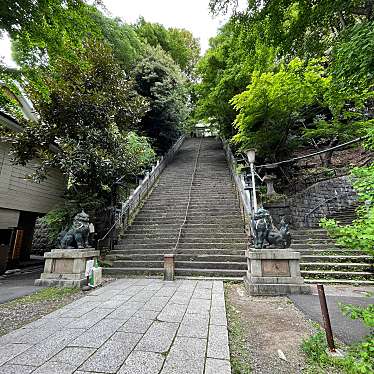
[104,137,247,279]
[295,206,374,285]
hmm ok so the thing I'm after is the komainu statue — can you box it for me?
[252,208,291,249]
[57,210,90,249]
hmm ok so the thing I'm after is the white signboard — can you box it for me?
[85,260,94,277]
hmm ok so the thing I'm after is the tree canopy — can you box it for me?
[134,17,200,78]
[196,0,373,162]
[0,1,199,213]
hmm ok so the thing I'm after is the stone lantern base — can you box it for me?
[244,249,311,296]
[35,248,102,288]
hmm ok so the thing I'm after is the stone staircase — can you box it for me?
[104,137,247,279]
[295,206,374,285]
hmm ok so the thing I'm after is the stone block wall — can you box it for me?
[264,176,357,228]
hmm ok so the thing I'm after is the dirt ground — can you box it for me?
[0,279,114,337]
[0,289,84,337]
[226,283,315,374]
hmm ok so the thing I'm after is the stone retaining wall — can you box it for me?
[264,176,357,228]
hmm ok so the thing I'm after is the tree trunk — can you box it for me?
[322,137,339,167]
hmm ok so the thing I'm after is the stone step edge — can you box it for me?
[305,279,374,285]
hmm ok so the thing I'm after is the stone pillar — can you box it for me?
[244,249,311,296]
[35,248,102,288]
[164,254,175,281]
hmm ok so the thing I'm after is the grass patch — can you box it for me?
[5,287,80,306]
[301,326,374,374]
[225,284,252,374]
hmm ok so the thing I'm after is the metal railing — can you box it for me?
[221,139,252,235]
[97,135,185,253]
[173,138,202,254]
[303,192,355,227]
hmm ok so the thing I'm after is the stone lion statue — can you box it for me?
[57,210,90,249]
[252,208,291,249]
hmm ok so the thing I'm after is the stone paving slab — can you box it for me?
[0,278,232,373]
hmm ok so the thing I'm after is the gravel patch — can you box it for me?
[226,283,315,374]
[0,278,115,337]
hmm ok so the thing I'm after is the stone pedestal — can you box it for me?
[35,248,102,288]
[244,249,311,296]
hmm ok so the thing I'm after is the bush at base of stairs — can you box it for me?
[31,218,55,255]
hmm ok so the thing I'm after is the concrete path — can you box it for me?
[290,292,374,345]
[0,266,43,304]
[0,278,231,374]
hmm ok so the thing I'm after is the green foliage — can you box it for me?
[302,329,331,366]
[195,19,276,139]
[302,327,374,374]
[328,21,374,112]
[341,337,374,374]
[85,8,143,71]
[340,303,374,328]
[231,58,329,157]
[11,41,153,203]
[134,17,200,77]
[8,1,101,69]
[225,284,252,374]
[6,287,80,305]
[210,1,374,58]
[320,165,374,257]
[1,0,196,227]
[133,45,189,153]
[0,68,24,119]
[39,206,73,243]
[198,1,374,166]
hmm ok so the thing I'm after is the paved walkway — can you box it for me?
[290,292,374,345]
[0,266,43,304]
[0,278,231,374]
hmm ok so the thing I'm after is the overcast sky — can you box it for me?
[0,0,234,68]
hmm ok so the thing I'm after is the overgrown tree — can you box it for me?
[134,17,200,77]
[12,41,154,207]
[133,46,190,153]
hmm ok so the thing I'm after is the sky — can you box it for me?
[0,0,236,68]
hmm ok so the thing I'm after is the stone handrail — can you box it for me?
[97,135,186,252]
[221,138,252,235]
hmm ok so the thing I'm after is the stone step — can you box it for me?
[305,279,374,285]
[109,260,247,270]
[176,276,243,281]
[301,262,373,271]
[293,229,328,235]
[301,270,373,279]
[106,253,246,262]
[299,249,364,255]
[292,238,335,244]
[103,267,164,277]
[175,268,246,277]
[135,212,241,219]
[111,248,246,255]
[133,215,243,222]
[176,261,246,270]
[292,234,330,240]
[103,267,246,278]
[130,223,244,229]
[103,137,249,278]
[290,243,339,250]
[301,255,373,263]
[123,233,246,239]
[119,237,247,244]
[143,203,240,209]
[140,208,241,214]
[115,242,247,250]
